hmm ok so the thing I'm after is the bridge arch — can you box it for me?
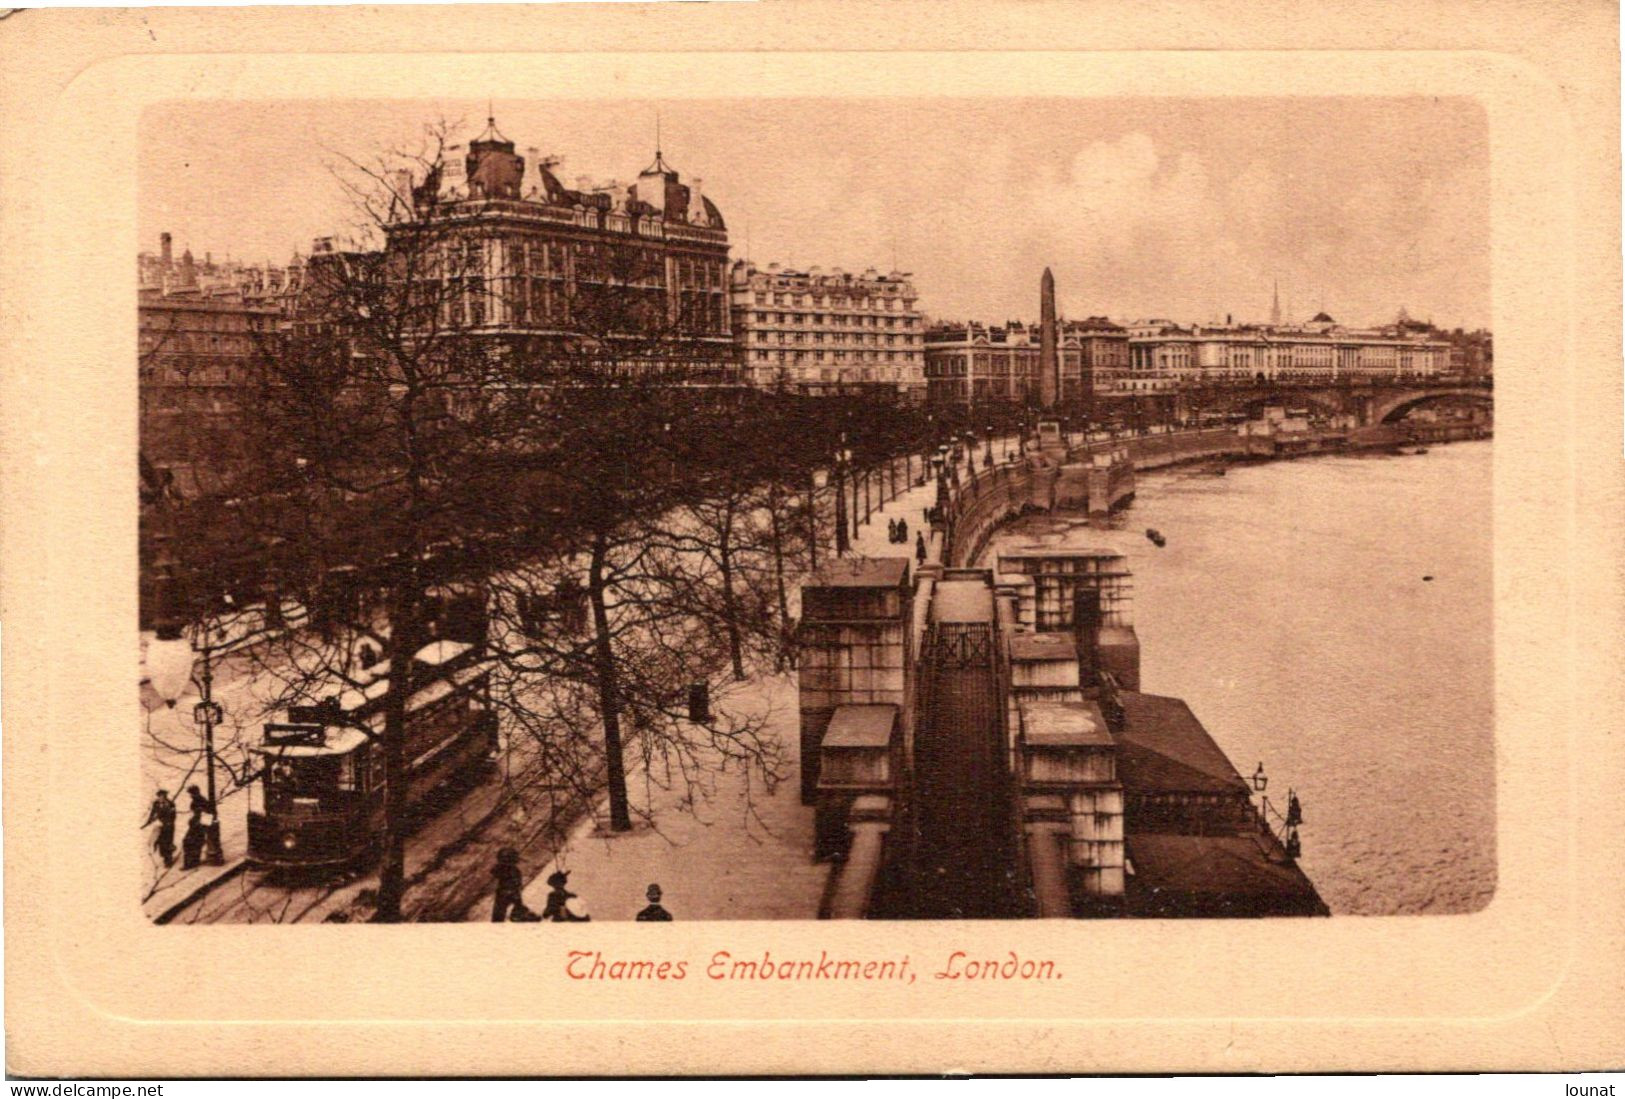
[1233,391,1347,420]
[1369,388,1493,425]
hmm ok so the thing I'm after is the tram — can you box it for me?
[245,639,498,870]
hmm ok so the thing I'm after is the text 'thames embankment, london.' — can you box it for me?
[565,950,1062,983]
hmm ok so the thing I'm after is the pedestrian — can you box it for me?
[491,847,540,922]
[181,784,212,870]
[636,883,673,922]
[886,517,897,544]
[144,789,176,868]
[541,869,592,922]
[897,518,908,543]
[915,531,927,565]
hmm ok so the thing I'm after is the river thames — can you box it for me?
[991,439,1494,915]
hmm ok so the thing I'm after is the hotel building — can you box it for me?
[730,261,925,398]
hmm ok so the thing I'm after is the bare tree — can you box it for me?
[157,123,571,921]
[147,122,940,918]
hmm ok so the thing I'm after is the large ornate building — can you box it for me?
[380,118,738,382]
[1120,313,1453,394]
[729,261,924,398]
[924,318,1127,410]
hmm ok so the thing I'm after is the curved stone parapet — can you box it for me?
[939,429,1258,567]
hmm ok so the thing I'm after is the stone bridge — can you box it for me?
[1363,386,1494,425]
[1158,378,1493,426]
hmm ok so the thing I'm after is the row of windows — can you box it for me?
[140,360,248,385]
[140,310,275,333]
[746,310,917,330]
[1126,354,1447,375]
[756,366,914,384]
[441,238,727,291]
[747,331,919,348]
[140,332,261,355]
[749,291,913,311]
[141,392,238,414]
[1130,342,1447,371]
[923,362,1129,379]
[753,349,915,365]
[422,275,728,336]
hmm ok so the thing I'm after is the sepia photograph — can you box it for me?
[137,95,1492,925]
[3,1,1620,1080]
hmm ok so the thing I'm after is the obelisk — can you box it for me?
[1038,266,1059,409]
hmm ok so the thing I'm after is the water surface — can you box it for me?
[991,441,1494,915]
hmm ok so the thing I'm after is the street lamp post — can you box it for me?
[147,617,225,867]
[833,437,852,557]
[807,467,821,570]
[193,640,224,865]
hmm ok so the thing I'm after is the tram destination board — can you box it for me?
[263,722,327,747]
[288,699,343,725]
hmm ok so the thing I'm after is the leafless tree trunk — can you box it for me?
[586,532,632,833]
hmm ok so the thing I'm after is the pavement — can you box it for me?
[490,474,950,922]
[139,647,289,922]
[143,447,970,924]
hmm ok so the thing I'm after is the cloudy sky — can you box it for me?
[140,96,1490,330]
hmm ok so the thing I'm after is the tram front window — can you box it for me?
[264,756,342,813]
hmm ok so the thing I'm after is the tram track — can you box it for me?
[163,728,601,923]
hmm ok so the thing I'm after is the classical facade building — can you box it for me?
[1120,314,1453,394]
[729,261,924,397]
[924,322,1040,407]
[381,118,737,382]
[1063,317,1130,404]
[924,318,1128,410]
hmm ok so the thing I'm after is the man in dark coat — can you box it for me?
[181,784,213,870]
[915,531,928,565]
[636,883,673,922]
[144,789,176,868]
[491,847,539,922]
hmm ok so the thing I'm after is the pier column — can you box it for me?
[798,559,913,803]
[824,795,893,919]
[1023,795,1074,918]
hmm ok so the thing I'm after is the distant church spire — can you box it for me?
[1271,279,1281,326]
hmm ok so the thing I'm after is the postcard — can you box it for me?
[2,0,1621,1077]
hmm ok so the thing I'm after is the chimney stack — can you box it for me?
[524,147,541,195]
